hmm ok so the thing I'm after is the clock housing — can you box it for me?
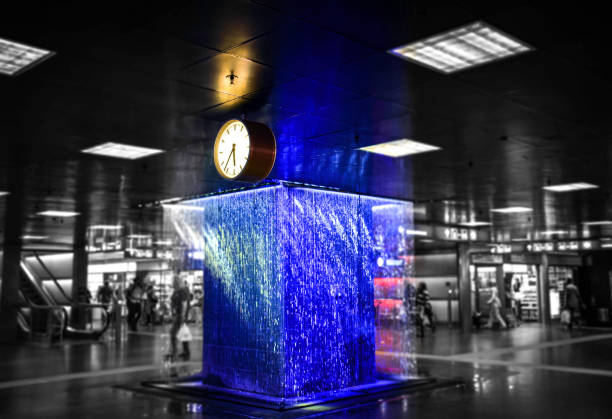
[213,119,276,182]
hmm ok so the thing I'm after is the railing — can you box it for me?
[20,254,112,340]
[33,252,73,303]
[26,303,69,344]
[65,303,111,339]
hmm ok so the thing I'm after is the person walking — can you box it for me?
[415,282,435,337]
[96,279,114,305]
[168,274,191,361]
[125,273,146,332]
[511,277,523,322]
[486,281,507,329]
[97,279,116,327]
[564,278,583,330]
[144,284,158,326]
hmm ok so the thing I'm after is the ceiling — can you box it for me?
[2,1,612,246]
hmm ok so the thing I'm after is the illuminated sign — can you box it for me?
[490,244,512,254]
[440,227,476,241]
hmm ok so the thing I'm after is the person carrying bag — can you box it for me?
[563,278,584,331]
[167,274,191,361]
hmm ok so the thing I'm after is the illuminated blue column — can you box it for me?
[189,185,412,398]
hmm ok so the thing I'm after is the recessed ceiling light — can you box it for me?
[490,207,533,214]
[388,21,532,74]
[37,210,80,217]
[459,221,492,227]
[88,225,123,230]
[359,139,440,158]
[82,142,164,160]
[583,220,612,226]
[21,235,49,240]
[0,191,9,196]
[541,230,568,236]
[0,37,55,76]
[404,229,428,236]
[543,182,598,192]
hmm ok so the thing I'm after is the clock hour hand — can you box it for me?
[232,144,236,167]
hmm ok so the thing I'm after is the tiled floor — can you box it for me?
[1,323,612,418]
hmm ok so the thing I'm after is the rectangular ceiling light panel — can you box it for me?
[541,230,568,236]
[389,21,531,73]
[459,221,491,227]
[583,220,612,226]
[0,37,54,76]
[82,142,164,160]
[0,191,9,196]
[490,206,532,214]
[543,182,599,192]
[37,210,80,217]
[359,139,440,157]
[404,229,428,236]
[89,225,123,230]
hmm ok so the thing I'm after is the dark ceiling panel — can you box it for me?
[175,53,293,97]
[77,27,217,78]
[244,77,362,115]
[4,1,612,242]
[274,113,351,143]
[227,18,371,76]
[312,52,437,108]
[146,0,282,51]
[314,96,411,127]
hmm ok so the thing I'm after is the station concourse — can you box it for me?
[1,2,612,418]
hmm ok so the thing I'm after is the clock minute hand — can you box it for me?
[223,147,234,171]
[223,144,236,170]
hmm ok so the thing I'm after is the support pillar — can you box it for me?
[70,211,89,328]
[0,244,21,342]
[457,243,472,333]
[0,190,24,343]
[539,253,551,324]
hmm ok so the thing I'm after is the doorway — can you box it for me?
[503,263,539,322]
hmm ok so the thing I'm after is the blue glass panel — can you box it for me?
[164,184,414,397]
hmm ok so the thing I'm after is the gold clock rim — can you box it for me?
[213,119,252,180]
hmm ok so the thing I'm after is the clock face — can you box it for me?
[214,120,251,179]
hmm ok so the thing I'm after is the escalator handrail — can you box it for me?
[20,261,56,306]
[66,303,112,338]
[27,303,69,335]
[32,251,73,304]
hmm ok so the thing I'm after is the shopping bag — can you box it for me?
[560,309,571,325]
[420,309,430,326]
[177,323,193,342]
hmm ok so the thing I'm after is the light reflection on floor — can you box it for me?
[1,324,612,417]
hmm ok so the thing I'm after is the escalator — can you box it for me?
[18,261,67,341]
[18,253,110,340]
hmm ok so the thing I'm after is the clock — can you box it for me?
[213,119,276,182]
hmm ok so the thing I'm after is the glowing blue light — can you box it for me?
[164,184,415,398]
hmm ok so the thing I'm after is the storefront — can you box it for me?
[548,265,577,320]
[469,252,582,324]
[87,250,203,324]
